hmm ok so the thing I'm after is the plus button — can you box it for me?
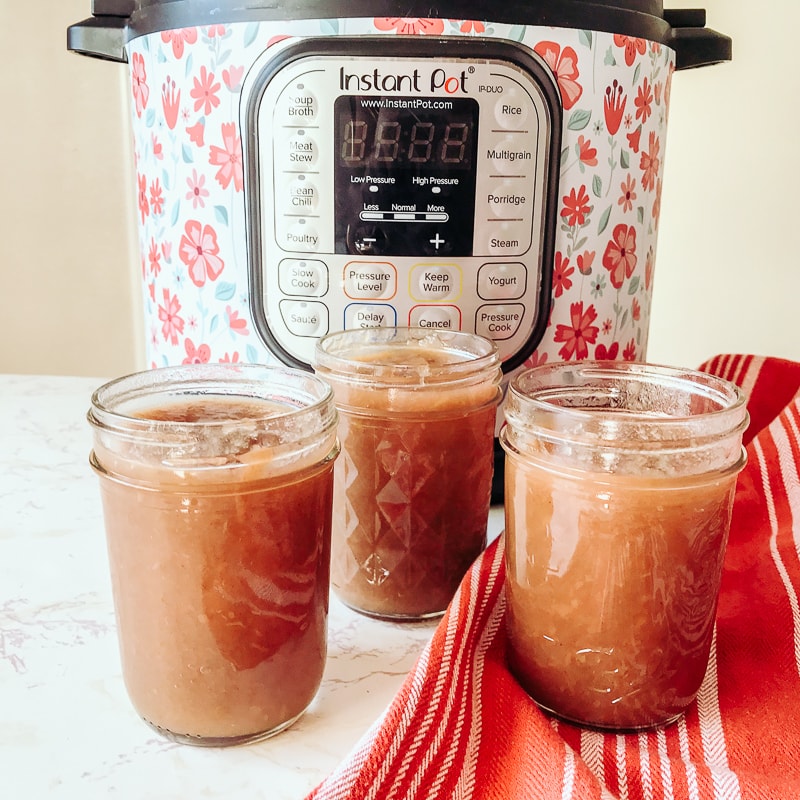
[429,233,446,251]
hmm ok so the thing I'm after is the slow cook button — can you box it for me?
[475,304,525,341]
[280,300,329,337]
[278,258,328,298]
[409,304,461,331]
[345,303,397,329]
[477,262,527,300]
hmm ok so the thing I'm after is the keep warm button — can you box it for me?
[475,304,524,341]
[410,264,461,301]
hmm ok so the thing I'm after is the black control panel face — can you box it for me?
[333,95,478,257]
[242,38,562,371]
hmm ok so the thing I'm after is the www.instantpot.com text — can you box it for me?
[358,97,454,111]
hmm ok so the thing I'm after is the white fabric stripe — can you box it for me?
[616,735,629,800]
[757,420,800,676]
[736,355,763,401]
[696,628,741,800]
[451,543,506,800]
[561,746,576,800]
[580,729,604,783]
[638,732,654,800]
[677,717,700,800]
[656,728,675,800]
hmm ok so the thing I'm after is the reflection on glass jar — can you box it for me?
[500,361,748,731]
[315,327,502,620]
[88,364,339,745]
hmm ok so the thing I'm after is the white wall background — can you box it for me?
[0,0,796,377]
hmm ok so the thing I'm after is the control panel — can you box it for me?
[242,37,562,371]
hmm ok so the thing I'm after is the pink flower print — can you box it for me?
[373,17,445,35]
[148,238,161,276]
[533,42,583,110]
[186,169,209,209]
[577,135,597,168]
[161,27,198,60]
[577,250,595,276]
[561,185,591,227]
[205,24,227,38]
[595,341,619,360]
[602,224,637,289]
[158,288,184,345]
[454,20,485,34]
[161,241,172,263]
[602,318,613,335]
[162,77,181,130]
[552,252,574,298]
[219,352,240,363]
[603,80,626,136]
[179,220,224,287]
[149,178,164,216]
[223,65,244,92]
[654,81,663,106]
[131,52,149,118]
[187,121,205,147]
[613,34,647,67]
[640,131,661,192]
[623,339,637,361]
[137,173,149,223]
[618,174,637,213]
[182,338,211,364]
[634,77,654,124]
[151,133,163,160]
[191,66,221,115]
[525,349,549,369]
[627,125,642,154]
[554,301,599,361]
[148,282,156,302]
[632,296,641,321]
[209,123,244,192]
[226,305,250,336]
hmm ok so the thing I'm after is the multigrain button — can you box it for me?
[478,263,527,300]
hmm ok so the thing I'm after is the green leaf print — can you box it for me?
[215,282,237,301]
[621,149,630,169]
[509,25,527,42]
[592,175,603,198]
[604,47,616,67]
[182,144,194,164]
[244,22,260,48]
[579,30,593,48]
[170,200,180,227]
[598,205,612,235]
[628,276,641,295]
[215,205,229,226]
[568,109,592,131]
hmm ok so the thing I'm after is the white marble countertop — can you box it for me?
[0,374,504,799]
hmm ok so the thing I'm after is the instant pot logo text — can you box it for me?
[339,66,468,94]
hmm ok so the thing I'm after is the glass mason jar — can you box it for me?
[87,364,339,746]
[500,361,749,731]
[314,327,502,620]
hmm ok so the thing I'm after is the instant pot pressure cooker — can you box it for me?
[68,1,730,493]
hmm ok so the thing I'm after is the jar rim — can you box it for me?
[314,326,500,386]
[87,362,336,438]
[506,360,749,442]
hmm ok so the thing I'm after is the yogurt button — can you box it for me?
[478,262,527,300]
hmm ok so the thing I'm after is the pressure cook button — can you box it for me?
[278,259,328,298]
[277,84,319,124]
[409,305,461,331]
[410,263,461,302]
[345,303,397,329]
[477,262,527,300]
[475,304,525,341]
[279,300,329,337]
[343,262,397,300]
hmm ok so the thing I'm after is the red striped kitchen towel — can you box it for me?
[307,354,800,800]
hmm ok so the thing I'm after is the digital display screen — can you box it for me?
[335,96,478,171]
[333,96,480,257]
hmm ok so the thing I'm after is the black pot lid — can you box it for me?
[68,0,731,70]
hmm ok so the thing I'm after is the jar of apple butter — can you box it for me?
[88,364,339,745]
[500,361,748,731]
[314,327,502,620]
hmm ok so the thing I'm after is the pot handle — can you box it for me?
[67,15,129,63]
[664,8,732,70]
